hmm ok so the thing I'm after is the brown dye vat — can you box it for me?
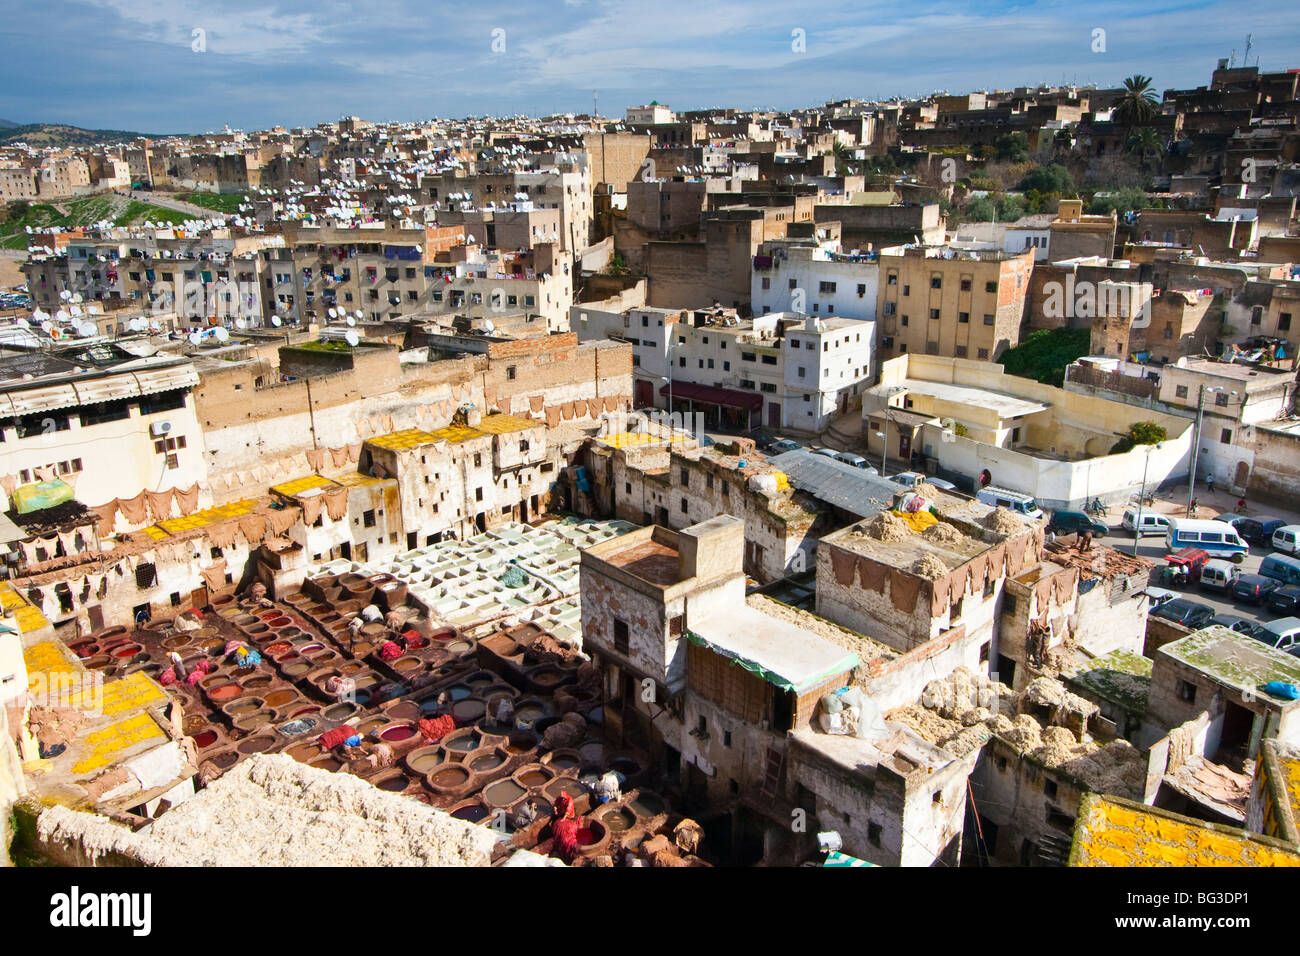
[84,655,112,670]
[243,675,274,692]
[338,661,365,676]
[232,710,276,733]
[192,626,218,640]
[451,699,485,723]
[483,778,527,807]
[160,635,191,651]
[350,642,375,659]
[504,731,537,755]
[406,747,444,775]
[192,729,220,749]
[96,625,128,640]
[323,701,359,721]
[578,741,605,767]
[596,805,636,833]
[281,660,312,679]
[265,642,293,657]
[374,771,412,793]
[238,735,277,755]
[426,764,472,794]
[309,755,343,773]
[285,741,323,763]
[277,627,304,641]
[71,643,100,659]
[361,622,386,640]
[543,750,582,774]
[286,704,321,719]
[285,592,309,605]
[385,700,421,722]
[449,800,491,824]
[544,777,588,803]
[208,749,241,770]
[356,716,388,736]
[512,764,552,789]
[222,697,265,717]
[376,580,408,608]
[264,688,298,708]
[468,750,506,774]
[200,674,227,689]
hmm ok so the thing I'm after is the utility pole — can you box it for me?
[1186,384,1208,517]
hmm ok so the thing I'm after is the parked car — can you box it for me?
[1260,617,1300,653]
[1047,510,1109,537]
[1122,507,1171,537]
[1260,554,1300,587]
[747,428,776,451]
[1232,573,1282,604]
[812,447,839,459]
[1273,525,1300,556]
[1267,585,1300,615]
[832,451,877,472]
[1150,598,1217,628]
[1226,515,1287,547]
[769,439,802,455]
[1143,587,1180,607]
[889,471,926,489]
[1211,614,1272,642]
[926,477,958,491]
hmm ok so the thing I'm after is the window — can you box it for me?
[613,619,629,655]
[135,562,157,589]
[363,509,376,528]
[680,497,688,513]
[1177,680,1197,703]
[760,382,777,393]
[868,823,882,847]
[475,487,484,501]
[761,277,770,290]
[958,312,969,323]
[17,412,70,438]
[1215,393,1229,407]
[1221,428,1233,444]
[901,315,909,326]
[680,468,689,486]
[506,365,516,380]
[819,281,836,293]
[761,354,777,365]
[985,281,997,293]
[960,278,971,291]
[797,366,805,378]
[930,276,942,289]
[1251,306,1263,325]
[139,390,186,415]
[929,309,940,320]
[902,285,910,296]
[80,400,131,428]
[983,314,995,326]
[887,273,897,286]
[955,346,968,357]
[788,278,797,290]
[977,348,989,359]
[883,301,896,316]
[1281,312,1293,331]
[1175,385,1189,399]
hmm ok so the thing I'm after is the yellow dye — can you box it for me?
[273,474,337,496]
[72,712,166,775]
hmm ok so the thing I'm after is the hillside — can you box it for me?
[0,195,189,249]
[0,123,168,147]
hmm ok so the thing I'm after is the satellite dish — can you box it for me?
[59,290,72,301]
[16,317,29,329]
[71,293,83,303]
[235,317,247,329]
[328,307,338,318]
[271,315,282,326]
[40,321,53,333]
[77,321,96,337]
[188,332,202,346]
[345,315,356,326]
[354,310,363,320]
[345,330,360,347]
[55,309,70,323]
[215,327,230,342]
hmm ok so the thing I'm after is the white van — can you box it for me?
[833,451,876,473]
[1122,507,1171,537]
[1199,559,1240,593]
[1272,525,1300,555]
[976,487,1044,520]
[1165,518,1249,563]
[1262,617,1300,652]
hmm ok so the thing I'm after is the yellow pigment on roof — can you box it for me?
[98,671,168,717]
[72,711,166,775]
[472,413,538,435]
[1072,794,1300,867]
[0,581,26,611]
[24,640,71,677]
[2,582,49,632]
[273,474,337,496]
[153,498,260,535]
[331,471,387,488]
[1282,754,1300,827]
[425,423,480,444]
[368,428,437,450]
[597,431,690,449]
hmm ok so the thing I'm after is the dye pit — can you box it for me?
[72,578,692,866]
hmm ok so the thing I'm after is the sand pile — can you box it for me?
[36,753,496,867]
[915,482,946,499]
[859,511,912,542]
[909,554,951,579]
[982,507,1026,535]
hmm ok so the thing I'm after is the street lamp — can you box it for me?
[1186,385,1237,516]
[1133,441,1164,557]
[878,386,905,477]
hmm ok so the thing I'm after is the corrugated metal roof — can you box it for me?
[769,450,899,519]
[4,383,81,416]
[133,365,200,396]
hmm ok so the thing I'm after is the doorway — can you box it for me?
[767,402,781,428]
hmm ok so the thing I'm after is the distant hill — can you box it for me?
[0,123,170,147]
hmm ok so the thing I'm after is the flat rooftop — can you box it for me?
[883,379,1050,419]
[603,537,681,585]
[1160,625,1300,700]
[691,604,860,694]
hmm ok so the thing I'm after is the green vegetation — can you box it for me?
[1018,163,1075,196]
[1088,187,1151,217]
[964,193,1026,222]
[994,132,1030,163]
[1114,75,1159,129]
[114,202,187,227]
[1110,421,1168,454]
[180,191,246,214]
[0,201,68,249]
[0,123,161,148]
[294,339,354,352]
[997,327,1091,388]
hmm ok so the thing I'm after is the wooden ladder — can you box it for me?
[761,746,785,797]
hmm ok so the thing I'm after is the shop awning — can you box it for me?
[659,381,762,413]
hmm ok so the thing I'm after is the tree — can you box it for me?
[1018,163,1075,195]
[994,132,1030,163]
[1126,126,1162,173]
[1110,421,1167,454]
[1114,75,1159,130]
[964,196,997,221]
[1088,186,1151,217]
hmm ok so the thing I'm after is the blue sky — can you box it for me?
[2,0,1297,133]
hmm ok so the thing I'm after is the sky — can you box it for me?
[1,0,1298,134]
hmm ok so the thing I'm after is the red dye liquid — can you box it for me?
[381,726,415,742]
[194,730,218,747]
[575,828,596,846]
[209,684,241,701]
[112,644,142,659]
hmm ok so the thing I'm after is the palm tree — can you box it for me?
[1126,126,1162,172]
[1114,75,1159,130]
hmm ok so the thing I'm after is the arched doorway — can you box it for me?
[1233,461,1250,492]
